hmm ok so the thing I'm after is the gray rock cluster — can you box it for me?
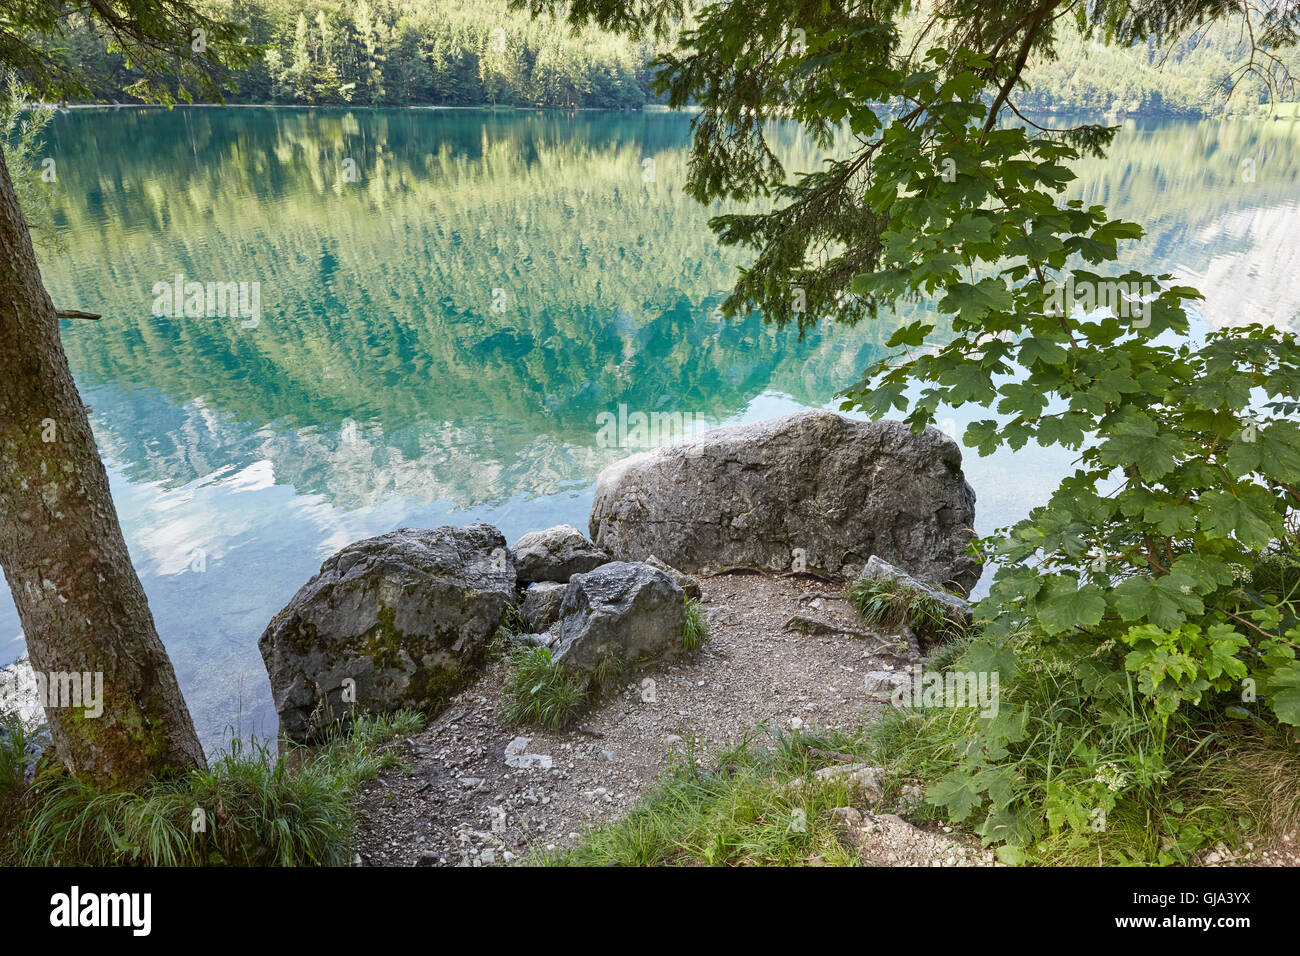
[511,531,695,676]
[258,411,977,742]
[259,522,697,741]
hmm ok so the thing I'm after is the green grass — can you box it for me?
[0,717,28,795]
[1196,731,1300,844]
[501,645,589,730]
[537,728,873,866]
[846,575,965,643]
[0,709,422,866]
[682,597,709,652]
[0,717,30,845]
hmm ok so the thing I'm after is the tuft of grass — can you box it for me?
[538,727,874,866]
[682,597,709,652]
[1,709,422,867]
[1196,730,1300,846]
[0,718,28,796]
[846,575,964,643]
[502,645,588,730]
[588,652,638,699]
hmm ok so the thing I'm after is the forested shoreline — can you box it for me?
[52,0,661,109]
[33,0,1298,113]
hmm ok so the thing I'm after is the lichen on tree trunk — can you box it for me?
[0,147,205,787]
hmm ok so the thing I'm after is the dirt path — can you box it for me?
[354,572,993,867]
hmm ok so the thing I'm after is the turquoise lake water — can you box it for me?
[3,107,1298,751]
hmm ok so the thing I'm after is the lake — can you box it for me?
[3,106,1298,753]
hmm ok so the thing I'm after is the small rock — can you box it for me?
[511,525,610,584]
[863,670,909,693]
[516,631,558,649]
[550,562,686,673]
[830,806,863,826]
[519,581,568,633]
[813,763,885,804]
[504,736,554,770]
[857,555,971,628]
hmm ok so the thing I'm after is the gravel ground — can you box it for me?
[1200,832,1300,866]
[348,566,1300,869]
[354,570,985,867]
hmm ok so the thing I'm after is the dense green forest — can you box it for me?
[1020,17,1299,115]
[33,0,1299,112]
[48,0,660,109]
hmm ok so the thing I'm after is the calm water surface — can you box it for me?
[4,107,1298,751]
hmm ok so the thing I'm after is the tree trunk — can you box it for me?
[0,149,205,786]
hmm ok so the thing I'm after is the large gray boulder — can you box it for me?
[258,523,515,742]
[551,562,686,673]
[589,411,978,594]
[510,524,610,583]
